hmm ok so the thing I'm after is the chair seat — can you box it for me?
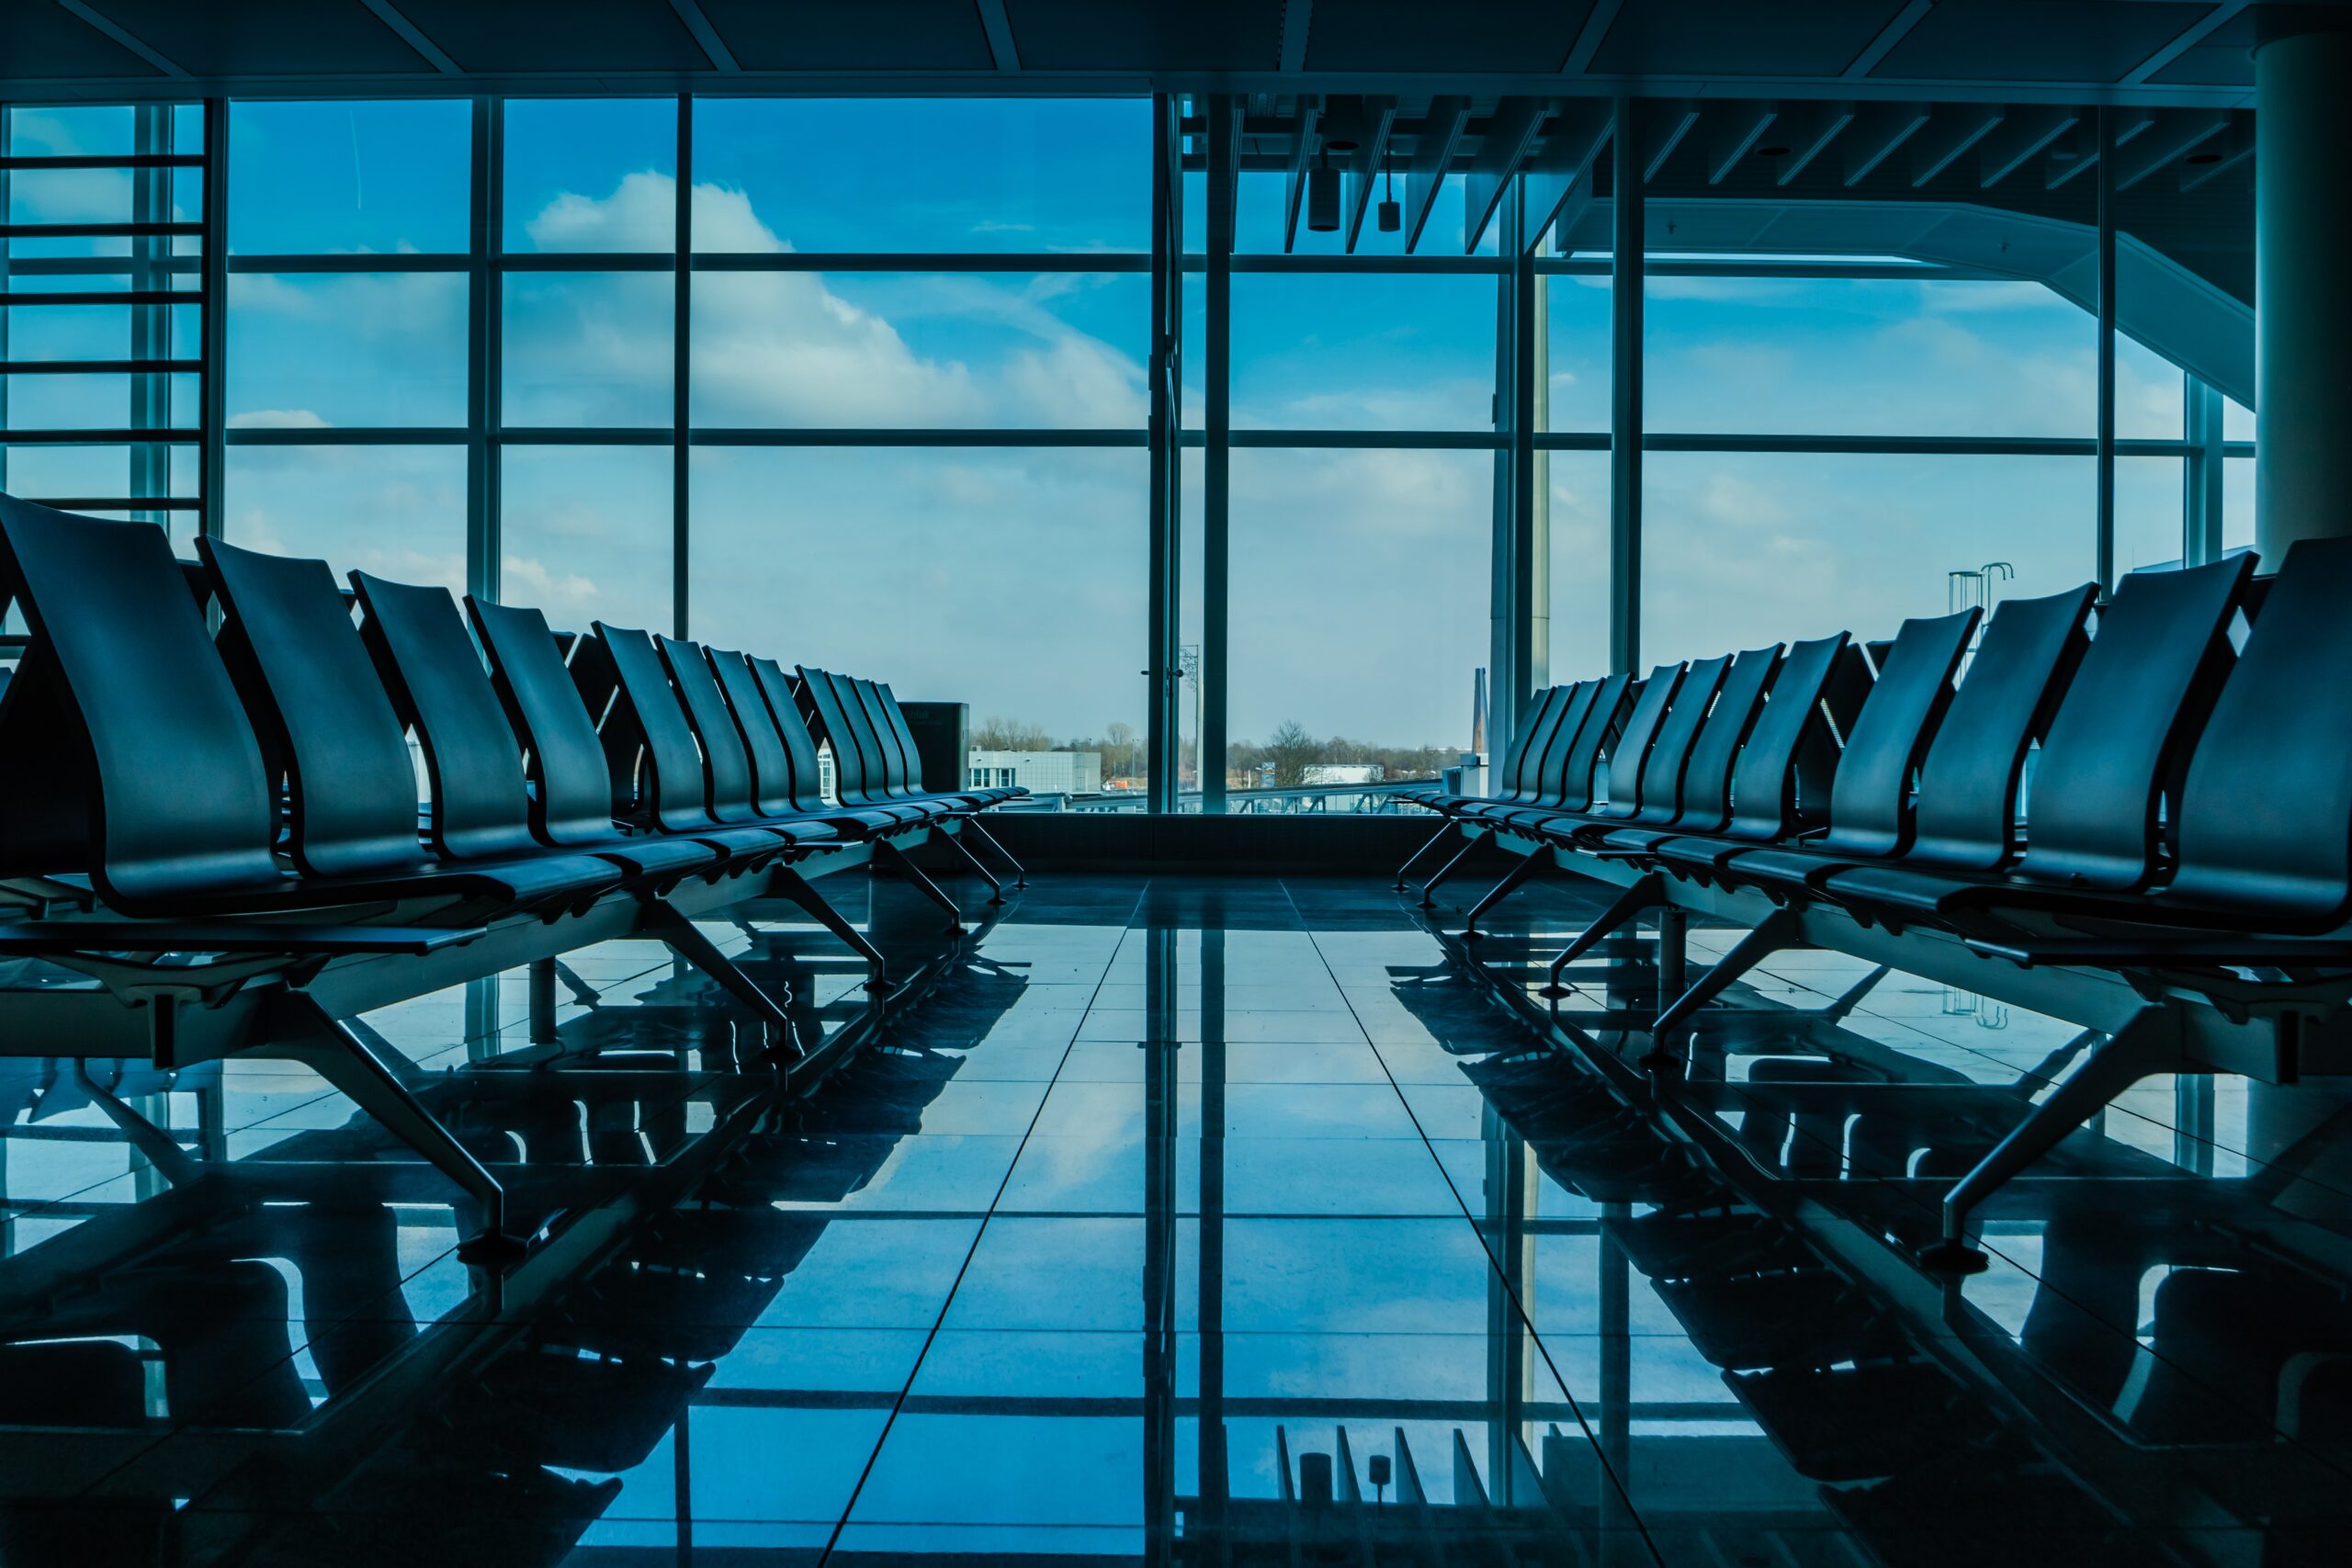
[1719,846,1859,896]
[586,834,725,881]
[1649,834,1757,878]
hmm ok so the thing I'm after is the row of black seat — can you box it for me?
[0,493,1025,1253]
[1405,536,2352,1268]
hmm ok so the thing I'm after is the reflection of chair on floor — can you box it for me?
[0,1340,172,1565]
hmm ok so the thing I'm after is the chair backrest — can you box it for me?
[352,571,538,863]
[658,636,764,823]
[466,596,627,847]
[1816,608,1980,859]
[1905,583,2098,871]
[752,658,835,813]
[0,499,284,905]
[1498,686,1568,804]
[1625,655,1729,825]
[851,677,917,799]
[1669,645,1781,833]
[2168,539,2352,919]
[1519,683,1593,806]
[597,623,721,832]
[874,683,933,795]
[1552,671,1633,814]
[2016,553,2254,889]
[198,537,429,881]
[797,666,885,806]
[708,648,798,817]
[1724,632,1850,842]
[1596,665,1684,813]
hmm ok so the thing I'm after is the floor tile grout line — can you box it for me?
[816,877,1149,1564]
[1282,875,1667,1563]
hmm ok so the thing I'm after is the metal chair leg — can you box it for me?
[1396,824,1456,890]
[963,817,1027,887]
[1919,1007,2178,1274]
[768,865,891,990]
[644,900,801,1059]
[878,838,965,934]
[1419,836,1483,908]
[1645,908,1804,1055]
[269,993,519,1261]
[1538,874,1664,998]
[944,829,1005,905]
[1458,852,1542,941]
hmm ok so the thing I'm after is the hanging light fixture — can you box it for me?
[1307,146,1340,231]
[1377,151,1401,232]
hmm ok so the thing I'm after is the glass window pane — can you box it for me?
[1544,449,1611,681]
[3,303,129,361]
[1542,270,1611,433]
[2117,336,2186,440]
[1227,273,1498,431]
[503,273,674,427]
[6,105,137,157]
[1,441,193,503]
[693,100,1148,254]
[4,373,194,431]
[503,98,676,254]
[225,445,467,589]
[1229,449,1491,805]
[690,447,1146,796]
[2116,457,2185,575]
[502,446,673,634]
[230,101,471,255]
[2224,456,2253,554]
[1641,454,2096,664]
[1205,169,1504,258]
[229,273,468,428]
[689,272,1146,429]
[1645,276,2094,437]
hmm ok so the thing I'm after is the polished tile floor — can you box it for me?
[2,867,2348,1564]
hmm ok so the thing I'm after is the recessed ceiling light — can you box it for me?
[1755,144,1792,158]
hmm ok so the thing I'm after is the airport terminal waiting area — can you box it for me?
[5,492,2352,1566]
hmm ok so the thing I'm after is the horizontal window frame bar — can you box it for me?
[1177,428,1505,449]
[1530,432,2211,457]
[0,358,200,375]
[0,221,202,239]
[2,429,201,445]
[0,153,204,170]
[691,251,1150,273]
[4,255,201,278]
[0,289,199,307]
[17,496,200,512]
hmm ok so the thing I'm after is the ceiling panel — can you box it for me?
[1587,0,1910,78]
[0,1,164,78]
[1873,0,2217,83]
[84,0,434,75]
[1002,0,1282,72]
[391,0,715,73]
[697,0,996,72]
[1304,0,1599,73]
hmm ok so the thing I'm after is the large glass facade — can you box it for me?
[179,94,2259,811]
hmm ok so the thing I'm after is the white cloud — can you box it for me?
[228,408,334,430]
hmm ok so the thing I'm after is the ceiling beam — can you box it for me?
[1979,107,2076,188]
[1561,0,1623,74]
[1771,100,1855,185]
[1283,95,1323,253]
[1707,101,1778,185]
[2045,108,2151,189]
[2180,118,2254,191]
[2112,110,2232,191]
[1842,0,1933,78]
[1340,96,1396,254]
[1279,0,1312,74]
[1642,100,1701,183]
[1521,99,1612,250]
[1402,96,1468,254]
[1464,96,1548,254]
[1909,105,2003,186]
[1841,101,1928,186]
[975,0,1022,72]
[664,0,738,73]
[54,1,187,77]
[2123,0,2254,86]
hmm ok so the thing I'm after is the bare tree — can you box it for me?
[1264,719,1319,787]
[972,716,1054,751]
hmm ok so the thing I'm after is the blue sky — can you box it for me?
[6,98,2251,757]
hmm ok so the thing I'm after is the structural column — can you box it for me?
[1608,100,1643,676]
[2255,27,2352,558]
